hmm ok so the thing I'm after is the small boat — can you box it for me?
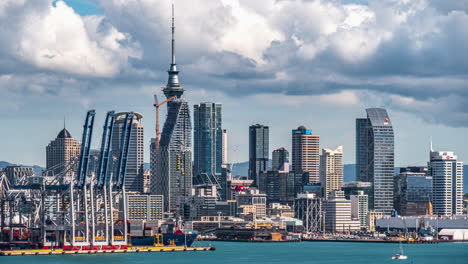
[392,254,408,260]
[392,241,408,260]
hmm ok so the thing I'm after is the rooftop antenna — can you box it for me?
[64,116,66,130]
[430,136,433,152]
[171,0,175,65]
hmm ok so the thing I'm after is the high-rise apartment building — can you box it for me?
[112,113,144,193]
[193,102,223,177]
[429,150,463,215]
[272,148,289,171]
[249,124,269,186]
[46,128,81,176]
[126,193,163,220]
[222,129,228,165]
[156,8,193,216]
[292,126,320,183]
[320,146,343,199]
[356,108,394,215]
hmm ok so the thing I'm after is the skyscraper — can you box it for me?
[429,150,463,215]
[46,128,81,176]
[248,124,269,186]
[320,146,343,199]
[291,126,320,183]
[156,5,193,215]
[356,108,394,215]
[112,113,144,193]
[222,129,228,165]
[272,148,289,171]
[193,102,223,177]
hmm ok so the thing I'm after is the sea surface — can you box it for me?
[3,241,468,264]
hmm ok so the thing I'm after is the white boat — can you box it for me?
[392,254,408,260]
[392,241,408,260]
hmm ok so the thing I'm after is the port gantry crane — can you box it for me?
[0,110,136,248]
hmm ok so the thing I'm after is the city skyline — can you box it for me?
[1,0,468,168]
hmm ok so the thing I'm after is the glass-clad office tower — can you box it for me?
[356,108,394,215]
[249,124,269,186]
[193,103,223,177]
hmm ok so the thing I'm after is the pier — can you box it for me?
[0,246,216,256]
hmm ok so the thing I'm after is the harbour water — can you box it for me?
[3,241,468,264]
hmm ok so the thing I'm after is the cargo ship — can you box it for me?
[130,222,198,247]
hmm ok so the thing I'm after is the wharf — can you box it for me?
[0,246,216,256]
[302,238,439,244]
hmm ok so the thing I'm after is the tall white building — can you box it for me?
[429,150,463,215]
[112,113,144,193]
[324,191,360,232]
[351,191,369,228]
[320,146,343,199]
[222,129,228,165]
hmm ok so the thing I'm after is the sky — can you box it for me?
[0,0,467,167]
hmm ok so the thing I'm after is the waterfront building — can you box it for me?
[367,211,384,232]
[429,150,464,215]
[351,191,369,228]
[356,108,395,215]
[394,167,432,216]
[126,193,164,220]
[4,166,34,186]
[292,126,320,183]
[112,112,144,193]
[249,124,269,186]
[227,179,254,201]
[222,129,228,165]
[267,203,295,218]
[46,128,81,176]
[272,148,289,171]
[236,189,267,218]
[324,191,360,232]
[156,8,193,216]
[294,193,323,233]
[190,184,218,219]
[320,146,343,199]
[193,102,223,177]
[375,215,468,232]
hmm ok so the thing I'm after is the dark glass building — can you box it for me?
[272,148,289,171]
[394,167,432,216]
[249,124,269,186]
[356,108,395,215]
[193,103,223,177]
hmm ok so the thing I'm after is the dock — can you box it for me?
[0,246,216,256]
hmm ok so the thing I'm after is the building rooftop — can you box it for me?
[57,128,72,139]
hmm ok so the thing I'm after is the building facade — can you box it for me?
[126,193,164,220]
[222,129,228,165]
[356,108,394,215]
[429,150,463,215]
[46,128,81,177]
[324,191,360,232]
[249,124,269,186]
[258,170,303,205]
[294,193,323,233]
[112,113,144,193]
[320,146,343,199]
[4,166,34,186]
[394,167,432,216]
[155,11,193,216]
[193,102,223,177]
[272,148,289,171]
[292,126,320,183]
[351,191,369,228]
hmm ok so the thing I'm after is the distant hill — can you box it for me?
[0,161,44,175]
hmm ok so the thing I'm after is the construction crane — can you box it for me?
[154,95,176,147]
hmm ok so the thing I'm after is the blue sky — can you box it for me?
[0,0,467,167]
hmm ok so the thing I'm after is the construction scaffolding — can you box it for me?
[294,193,323,233]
